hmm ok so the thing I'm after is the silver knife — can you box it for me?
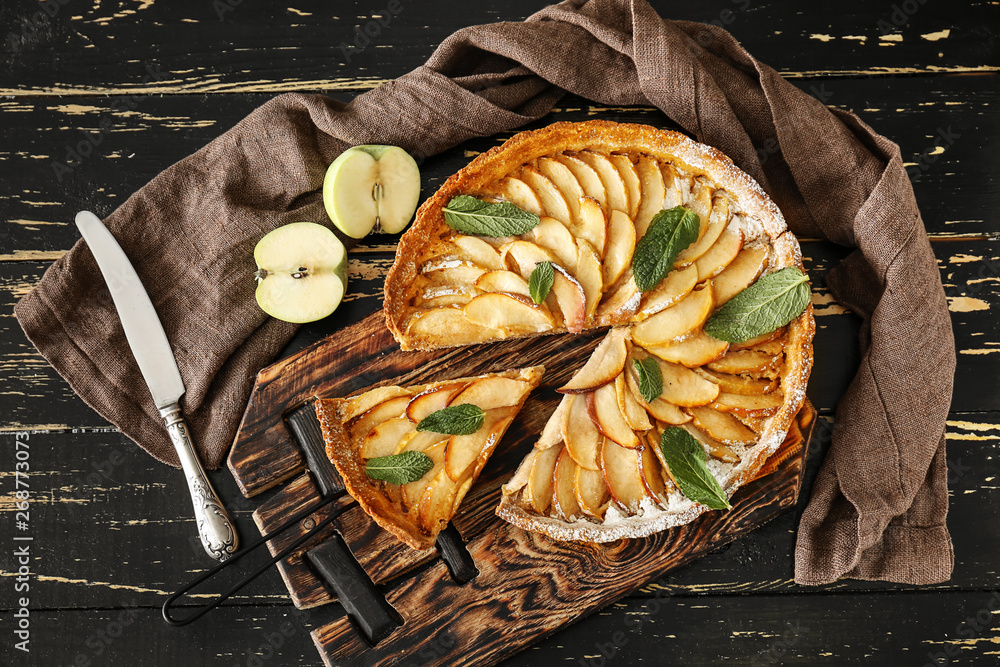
[75,210,238,561]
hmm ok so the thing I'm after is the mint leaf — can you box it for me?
[705,268,811,343]
[443,195,540,236]
[660,428,731,510]
[417,403,485,435]
[632,206,700,292]
[633,357,662,404]
[365,451,434,485]
[529,261,555,304]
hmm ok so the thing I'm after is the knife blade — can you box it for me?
[76,210,238,561]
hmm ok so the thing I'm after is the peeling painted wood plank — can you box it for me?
[0,0,995,94]
[0,78,997,259]
[0,605,328,666]
[515,591,1000,666]
[10,592,1000,666]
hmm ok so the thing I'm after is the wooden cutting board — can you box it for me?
[228,310,816,667]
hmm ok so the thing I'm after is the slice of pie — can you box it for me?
[315,367,544,550]
[382,120,814,541]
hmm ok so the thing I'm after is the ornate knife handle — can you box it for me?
[159,404,239,561]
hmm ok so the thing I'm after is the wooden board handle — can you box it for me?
[436,524,479,584]
[306,531,403,646]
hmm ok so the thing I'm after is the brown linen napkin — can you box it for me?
[15,0,954,585]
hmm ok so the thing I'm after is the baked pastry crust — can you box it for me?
[316,366,544,550]
[380,120,814,543]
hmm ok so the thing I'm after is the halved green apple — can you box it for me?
[322,145,421,238]
[254,221,347,323]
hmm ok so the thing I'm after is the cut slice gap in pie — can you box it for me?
[315,366,544,550]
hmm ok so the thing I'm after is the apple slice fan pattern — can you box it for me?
[316,367,544,550]
[383,120,815,542]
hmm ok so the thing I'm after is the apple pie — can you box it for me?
[315,367,544,549]
[382,120,814,542]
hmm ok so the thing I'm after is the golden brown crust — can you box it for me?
[316,366,545,550]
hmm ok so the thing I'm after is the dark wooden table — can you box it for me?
[2,1,997,665]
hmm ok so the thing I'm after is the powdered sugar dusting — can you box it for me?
[420,257,468,272]
[621,289,642,314]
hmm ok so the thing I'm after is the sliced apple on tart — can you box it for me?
[315,366,543,550]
